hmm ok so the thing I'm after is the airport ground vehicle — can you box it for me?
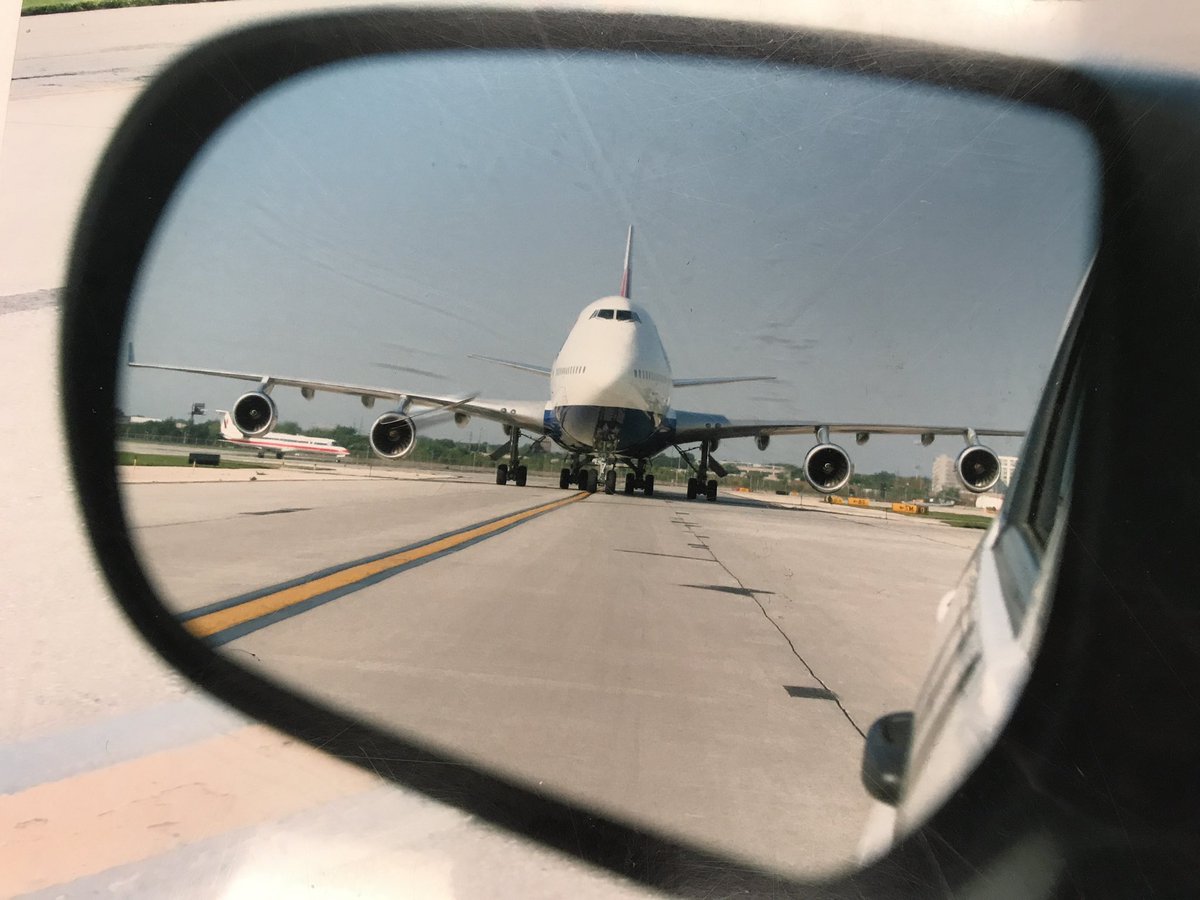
[61,8,1200,896]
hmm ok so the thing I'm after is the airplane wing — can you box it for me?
[671,410,1024,444]
[127,358,547,431]
[672,375,776,388]
[469,358,775,387]
[469,355,551,377]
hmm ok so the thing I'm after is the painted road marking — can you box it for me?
[0,725,378,897]
[183,491,590,645]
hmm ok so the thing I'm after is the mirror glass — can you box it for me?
[118,50,1098,877]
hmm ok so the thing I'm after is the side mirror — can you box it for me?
[861,711,914,806]
[58,6,1116,893]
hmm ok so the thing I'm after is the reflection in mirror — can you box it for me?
[119,50,1098,877]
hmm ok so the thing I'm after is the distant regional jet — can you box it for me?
[214,410,349,461]
[130,227,1021,501]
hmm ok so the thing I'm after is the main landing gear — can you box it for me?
[559,454,598,493]
[622,459,655,497]
[557,456,655,497]
[684,441,720,502]
[495,426,528,487]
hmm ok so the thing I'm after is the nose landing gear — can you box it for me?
[604,469,618,494]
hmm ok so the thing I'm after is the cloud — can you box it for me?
[753,332,819,353]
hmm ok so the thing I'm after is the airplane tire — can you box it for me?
[586,470,598,493]
[604,470,617,494]
[496,464,508,485]
[624,473,635,494]
[559,467,571,489]
[644,474,655,497]
[706,479,718,502]
[515,465,528,487]
[686,477,698,500]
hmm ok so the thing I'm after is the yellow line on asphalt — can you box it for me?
[185,491,589,639]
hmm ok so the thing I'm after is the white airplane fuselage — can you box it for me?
[217,411,350,459]
[545,296,675,459]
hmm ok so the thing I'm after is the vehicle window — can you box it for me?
[1026,379,1083,545]
[993,348,1084,631]
[616,310,632,321]
[598,309,614,319]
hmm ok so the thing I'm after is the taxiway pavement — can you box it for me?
[124,472,981,876]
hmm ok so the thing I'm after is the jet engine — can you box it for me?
[755,433,770,452]
[956,445,1001,493]
[369,411,417,459]
[803,442,853,494]
[231,391,277,437]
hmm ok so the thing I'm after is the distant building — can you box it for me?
[728,462,788,477]
[998,455,1019,487]
[931,454,956,493]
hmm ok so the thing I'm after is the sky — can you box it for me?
[123,49,1098,474]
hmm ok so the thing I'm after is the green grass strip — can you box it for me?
[117,451,262,469]
[925,510,995,530]
[23,0,218,17]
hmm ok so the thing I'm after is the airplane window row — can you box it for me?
[589,309,641,321]
[554,365,587,375]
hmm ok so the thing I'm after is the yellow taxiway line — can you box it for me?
[185,491,590,642]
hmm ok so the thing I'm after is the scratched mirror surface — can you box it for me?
[118,50,1098,876]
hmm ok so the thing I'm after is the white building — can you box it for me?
[931,454,956,493]
[998,455,1019,487]
[729,462,788,477]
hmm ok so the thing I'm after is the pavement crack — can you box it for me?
[692,533,867,740]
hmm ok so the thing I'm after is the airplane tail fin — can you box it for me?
[619,225,633,299]
[214,409,236,439]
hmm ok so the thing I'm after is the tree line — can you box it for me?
[118,417,957,499]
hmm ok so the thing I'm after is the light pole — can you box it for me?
[186,402,205,445]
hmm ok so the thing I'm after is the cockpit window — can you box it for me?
[589,309,639,321]
[616,310,633,321]
[598,309,614,319]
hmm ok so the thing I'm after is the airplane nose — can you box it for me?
[571,361,641,409]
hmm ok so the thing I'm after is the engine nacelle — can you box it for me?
[232,391,277,437]
[369,411,417,459]
[956,445,1001,493]
[803,442,853,494]
[454,412,471,428]
[755,433,770,452]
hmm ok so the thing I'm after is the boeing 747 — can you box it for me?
[130,228,1020,501]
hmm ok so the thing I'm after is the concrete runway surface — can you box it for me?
[124,470,980,877]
